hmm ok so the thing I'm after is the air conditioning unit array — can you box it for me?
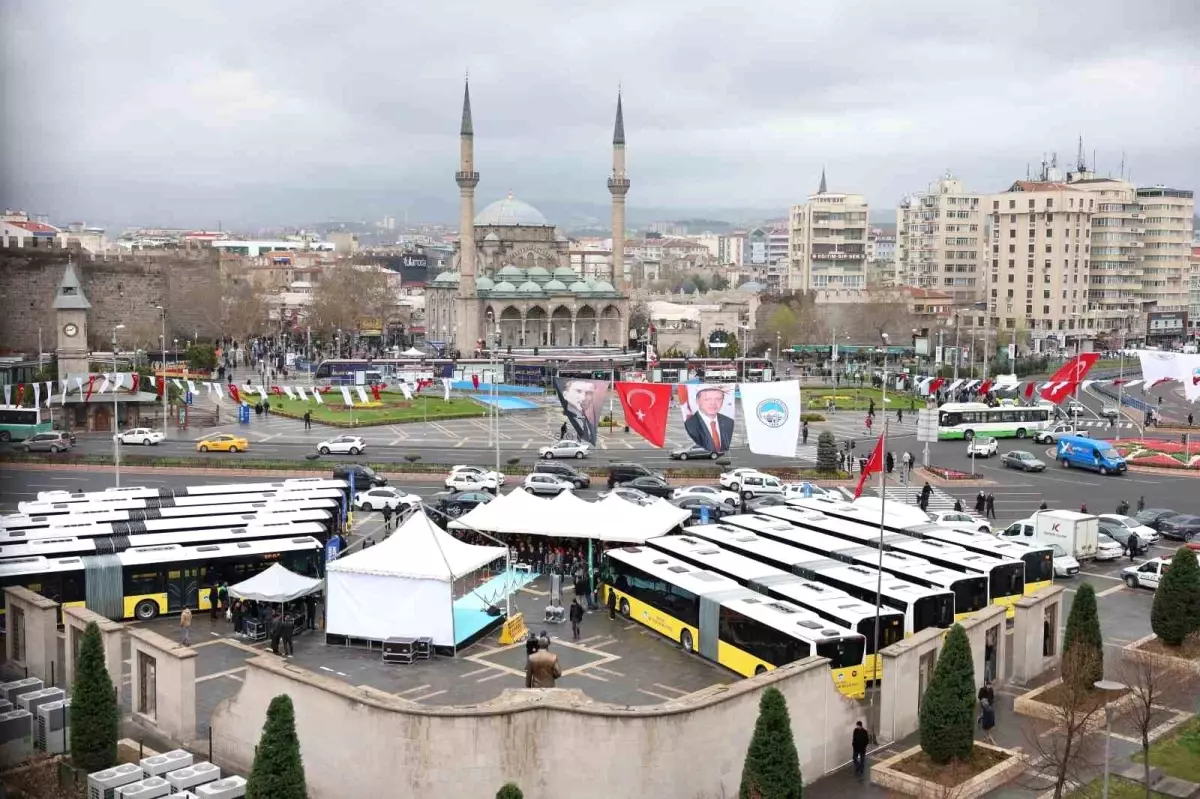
[18,687,66,718]
[87,763,145,799]
[141,749,193,776]
[116,776,171,798]
[36,698,70,754]
[195,776,247,799]
[0,708,33,768]
[165,762,220,791]
[0,698,12,713]
[0,677,42,705]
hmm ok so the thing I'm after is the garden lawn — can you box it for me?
[1134,714,1200,783]
[266,392,486,425]
[805,387,919,412]
[1066,777,1168,798]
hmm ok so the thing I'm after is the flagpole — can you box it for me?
[868,336,889,745]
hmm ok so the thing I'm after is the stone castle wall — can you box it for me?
[0,244,225,355]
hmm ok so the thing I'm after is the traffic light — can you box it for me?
[1182,433,1189,446]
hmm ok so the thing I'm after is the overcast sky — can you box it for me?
[2,0,1198,231]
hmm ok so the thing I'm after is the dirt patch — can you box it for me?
[2,756,85,799]
[1035,682,1129,713]
[1133,636,1200,662]
[890,745,1011,789]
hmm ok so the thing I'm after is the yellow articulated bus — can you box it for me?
[602,546,868,700]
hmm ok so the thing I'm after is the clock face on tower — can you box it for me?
[63,323,79,338]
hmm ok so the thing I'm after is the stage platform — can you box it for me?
[453,568,538,647]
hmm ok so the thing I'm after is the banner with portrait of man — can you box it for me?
[553,378,608,446]
[675,383,737,454]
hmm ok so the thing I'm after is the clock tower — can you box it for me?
[53,262,91,382]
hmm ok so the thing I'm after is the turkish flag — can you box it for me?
[130,374,140,394]
[854,433,886,499]
[1023,382,1036,400]
[928,377,945,395]
[471,374,480,390]
[977,379,992,395]
[370,385,381,401]
[1041,381,1078,405]
[1047,352,1100,385]
[229,384,241,403]
[16,384,24,406]
[271,386,283,395]
[156,376,166,396]
[615,382,672,448]
[84,375,96,403]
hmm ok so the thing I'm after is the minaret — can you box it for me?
[607,91,630,292]
[454,78,481,350]
[817,167,827,194]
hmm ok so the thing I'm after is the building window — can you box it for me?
[11,606,25,663]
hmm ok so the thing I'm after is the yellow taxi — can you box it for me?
[196,433,249,453]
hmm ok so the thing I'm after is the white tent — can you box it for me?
[450,489,689,543]
[326,509,506,646]
[228,563,323,603]
[401,347,426,357]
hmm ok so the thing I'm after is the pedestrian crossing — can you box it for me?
[1069,420,1135,430]
[873,485,974,516]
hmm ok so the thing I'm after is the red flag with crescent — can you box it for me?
[1024,382,1036,400]
[370,385,381,401]
[854,433,886,499]
[157,376,166,396]
[615,382,673,448]
[84,375,96,403]
[16,384,24,406]
[130,374,140,394]
[229,384,241,404]
[928,377,945,395]
[977,379,992,395]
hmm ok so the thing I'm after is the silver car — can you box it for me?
[1000,450,1045,471]
[23,431,73,453]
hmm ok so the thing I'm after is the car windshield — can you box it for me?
[1099,448,1121,460]
[1051,544,1068,558]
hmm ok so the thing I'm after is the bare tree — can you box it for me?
[306,266,392,335]
[221,276,270,341]
[1022,646,1107,799]
[1116,647,1194,799]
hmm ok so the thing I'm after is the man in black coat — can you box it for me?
[280,611,295,658]
[569,598,584,641]
[852,721,869,776]
[269,611,283,655]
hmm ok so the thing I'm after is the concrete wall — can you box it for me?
[63,607,125,699]
[129,628,196,744]
[2,587,61,686]
[1010,585,1065,686]
[878,605,1008,743]
[210,654,862,798]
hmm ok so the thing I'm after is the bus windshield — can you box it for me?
[953,577,989,614]
[858,617,904,654]
[913,594,954,631]
[816,637,866,670]
[990,563,1025,600]
[1023,551,1054,584]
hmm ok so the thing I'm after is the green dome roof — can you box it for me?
[493,280,517,292]
[592,280,616,293]
[568,281,591,293]
[517,281,543,293]
[544,279,568,291]
[475,276,495,291]
[433,271,459,283]
[497,265,526,280]
[526,265,551,278]
[553,266,578,280]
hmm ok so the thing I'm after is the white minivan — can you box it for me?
[735,473,784,499]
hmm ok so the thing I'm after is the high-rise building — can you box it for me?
[1188,245,1200,340]
[1136,185,1195,327]
[988,176,1095,352]
[895,174,985,304]
[787,171,869,291]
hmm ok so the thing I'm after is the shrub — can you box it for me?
[918,624,976,764]
[1152,546,1200,647]
[404,454,421,464]
[799,413,825,423]
[246,694,307,799]
[496,784,524,799]
[1062,582,1104,689]
[70,623,119,773]
[815,431,837,473]
[739,687,802,798]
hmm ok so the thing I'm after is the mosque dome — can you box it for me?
[592,280,616,293]
[493,281,517,293]
[526,265,552,282]
[568,281,591,293]
[475,193,551,227]
[517,281,544,293]
[496,265,526,281]
[475,276,495,291]
[432,271,459,284]
[553,266,578,281]
[544,279,568,292]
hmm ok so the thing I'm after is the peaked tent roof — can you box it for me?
[53,263,91,310]
[328,509,505,581]
[228,562,322,603]
[451,489,688,543]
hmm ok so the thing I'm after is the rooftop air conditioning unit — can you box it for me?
[36,698,70,754]
[195,776,247,799]
[165,793,199,799]
[165,762,220,791]
[87,763,145,799]
[1,677,42,705]
[0,698,12,714]
[116,776,171,798]
[141,749,193,776]
[0,709,34,769]
[18,687,66,718]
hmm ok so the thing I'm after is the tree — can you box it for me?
[816,431,838,473]
[496,784,524,799]
[222,276,270,341]
[70,622,118,773]
[1151,546,1200,647]
[1062,582,1103,689]
[723,332,741,359]
[628,301,651,337]
[697,340,710,358]
[765,306,799,349]
[692,274,710,294]
[1117,650,1189,799]
[711,272,730,291]
[1024,645,1106,799]
[305,265,392,336]
[185,343,218,371]
[246,694,307,799]
[739,687,802,799]
[918,624,976,764]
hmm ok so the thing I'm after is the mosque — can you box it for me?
[425,82,631,351]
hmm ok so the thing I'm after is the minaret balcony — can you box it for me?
[608,176,631,196]
[456,171,480,189]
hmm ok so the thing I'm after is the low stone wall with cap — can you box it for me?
[2,587,61,686]
[63,606,125,699]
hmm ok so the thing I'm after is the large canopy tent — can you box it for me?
[449,490,690,542]
[326,509,506,647]
[228,563,323,603]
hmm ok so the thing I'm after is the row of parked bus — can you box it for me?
[601,495,1054,700]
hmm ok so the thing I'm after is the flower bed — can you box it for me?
[871,743,1025,799]
[1115,439,1200,470]
[925,465,982,480]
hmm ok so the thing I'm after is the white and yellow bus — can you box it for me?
[601,546,867,699]
[14,486,346,519]
[20,477,347,513]
[934,401,1053,441]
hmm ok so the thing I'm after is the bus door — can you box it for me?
[166,566,200,611]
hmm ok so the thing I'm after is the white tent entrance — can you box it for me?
[228,563,322,603]
[325,509,509,651]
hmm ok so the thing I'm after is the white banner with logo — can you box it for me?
[1136,350,1181,388]
[1177,354,1200,403]
[739,380,802,458]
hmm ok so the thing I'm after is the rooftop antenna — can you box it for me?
[1119,151,1126,179]
[1076,135,1085,172]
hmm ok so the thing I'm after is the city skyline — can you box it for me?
[2,0,1198,231]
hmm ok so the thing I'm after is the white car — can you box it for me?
[522,473,574,496]
[1121,557,1170,590]
[928,511,992,535]
[1047,544,1080,577]
[671,485,740,506]
[447,465,506,486]
[782,482,834,501]
[1034,424,1088,445]
[735,473,784,499]
[966,437,998,458]
[1094,533,1123,562]
[116,428,164,446]
[445,471,500,492]
[720,468,765,490]
[317,435,366,455]
[353,487,422,513]
[1097,514,1159,545]
[538,440,591,459]
[1100,406,1120,420]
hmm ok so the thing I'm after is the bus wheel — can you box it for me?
[964,430,975,441]
[754,665,768,676]
[680,629,694,653]
[134,600,159,620]
[0,431,9,442]
[1016,428,1026,439]
[619,598,630,618]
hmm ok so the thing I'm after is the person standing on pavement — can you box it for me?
[985,492,996,520]
[1137,495,1145,513]
[978,698,997,744]
[975,491,987,516]
[919,483,932,512]
[269,610,283,655]
[569,598,584,641]
[381,503,393,534]
[885,451,894,474]
[954,498,964,512]
[180,607,192,646]
[303,410,312,430]
[978,679,994,709]
[607,586,617,620]
[525,637,562,688]
[280,610,295,658]
[801,421,809,445]
[851,721,869,776]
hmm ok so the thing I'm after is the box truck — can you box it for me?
[1000,510,1099,560]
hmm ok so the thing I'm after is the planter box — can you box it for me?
[1013,677,1137,730]
[1124,634,1200,677]
[870,743,1025,799]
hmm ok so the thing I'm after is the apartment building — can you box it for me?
[1136,185,1195,327]
[895,174,986,304]
[988,180,1095,352]
[787,174,869,291]
[691,233,745,266]
[1189,246,1200,339]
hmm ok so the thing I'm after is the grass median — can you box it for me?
[263,392,486,426]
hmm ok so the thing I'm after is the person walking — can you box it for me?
[851,721,869,777]
[954,498,964,512]
[525,636,562,688]
[985,492,996,520]
[885,451,894,474]
[1080,503,1088,514]
[381,503,393,534]
[1137,495,1145,513]
[897,408,903,424]
[975,491,987,516]
[280,611,295,658]
[269,611,283,655]
[801,421,809,445]
[559,421,568,440]
[1189,413,1195,427]
[919,482,932,512]
[179,607,192,647]
[902,451,913,476]
[1039,501,1049,510]
[569,598,584,641]
[865,414,873,434]
[217,582,228,617]
[209,580,220,621]
[978,679,995,709]
[607,586,617,620]
[979,697,997,745]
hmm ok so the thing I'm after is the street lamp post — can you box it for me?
[156,306,167,438]
[1095,680,1127,799]
[953,312,961,381]
[867,331,890,745]
[112,324,126,488]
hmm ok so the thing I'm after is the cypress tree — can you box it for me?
[496,784,524,799]
[70,622,119,773]
[1151,546,1200,647]
[816,431,838,474]
[246,694,307,799]
[739,686,803,799]
[1062,582,1103,689]
[918,624,976,764]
